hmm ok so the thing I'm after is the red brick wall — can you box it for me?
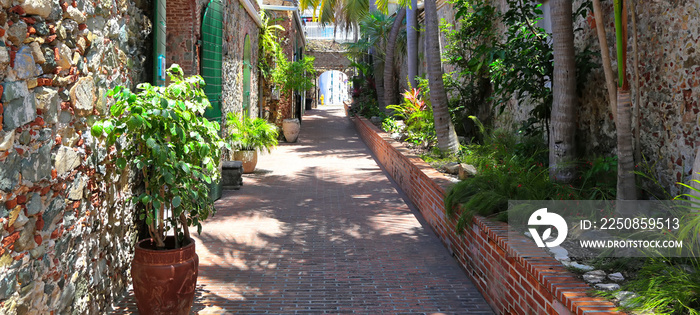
[167,0,200,75]
[347,109,623,315]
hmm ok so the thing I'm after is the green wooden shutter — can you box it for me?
[154,0,166,86]
[201,0,223,123]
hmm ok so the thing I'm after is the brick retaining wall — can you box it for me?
[347,108,622,315]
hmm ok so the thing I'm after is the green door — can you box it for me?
[201,0,223,201]
[201,0,223,123]
[153,0,166,86]
[243,35,251,116]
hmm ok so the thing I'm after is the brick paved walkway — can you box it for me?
[110,106,493,314]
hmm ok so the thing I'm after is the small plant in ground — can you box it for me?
[381,116,402,134]
[612,181,700,315]
[387,88,436,147]
[348,92,385,119]
[619,257,700,314]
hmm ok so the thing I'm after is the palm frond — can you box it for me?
[374,0,388,14]
[340,0,369,31]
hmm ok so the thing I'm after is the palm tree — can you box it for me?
[549,0,577,183]
[613,0,636,200]
[314,0,386,37]
[299,0,320,22]
[424,0,459,155]
[356,11,393,108]
[405,0,417,89]
[591,0,617,122]
[383,8,406,109]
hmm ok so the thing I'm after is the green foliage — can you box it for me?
[349,61,373,78]
[348,91,384,118]
[92,64,225,248]
[387,88,436,146]
[381,116,401,134]
[316,0,375,28]
[344,11,395,72]
[443,129,617,232]
[441,0,497,138]
[359,11,394,59]
[490,0,553,133]
[258,10,285,79]
[272,54,316,93]
[441,0,596,136]
[225,112,279,152]
[622,258,700,315]
[616,181,700,314]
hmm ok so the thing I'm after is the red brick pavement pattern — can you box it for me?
[109,106,494,314]
[348,112,622,315]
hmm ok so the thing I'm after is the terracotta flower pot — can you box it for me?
[131,237,199,315]
[283,118,300,142]
[233,150,258,174]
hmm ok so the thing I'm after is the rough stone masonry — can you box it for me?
[0,0,151,313]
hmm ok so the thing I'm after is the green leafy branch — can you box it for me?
[91,64,226,249]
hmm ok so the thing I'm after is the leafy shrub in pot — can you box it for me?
[91,64,225,314]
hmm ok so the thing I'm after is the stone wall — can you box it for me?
[499,1,700,194]
[399,1,700,195]
[573,0,700,194]
[0,0,151,313]
[262,11,301,126]
[307,51,350,73]
[221,0,260,122]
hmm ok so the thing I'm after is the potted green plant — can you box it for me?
[225,112,279,173]
[91,65,225,315]
[271,53,315,142]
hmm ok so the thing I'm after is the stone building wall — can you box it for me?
[499,0,700,194]
[263,11,297,125]
[573,0,700,194]
[221,0,260,122]
[398,1,699,195]
[0,0,151,313]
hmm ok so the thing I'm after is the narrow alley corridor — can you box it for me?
[111,105,494,314]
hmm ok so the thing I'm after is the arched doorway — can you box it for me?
[317,70,348,106]
[243,35,252,116]
[201,0,223,123]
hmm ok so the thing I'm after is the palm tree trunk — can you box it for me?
[383,8,406,110]
[424,0,458,155]
[628,0,641,166]
[353,22,359,42]
[614,0,637,200]
[549,0,577,183]
[592,0,617,121]
[691,148,700,200]
[406,0,418,89]
[616,90,636,200]
[373,49,385,110]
